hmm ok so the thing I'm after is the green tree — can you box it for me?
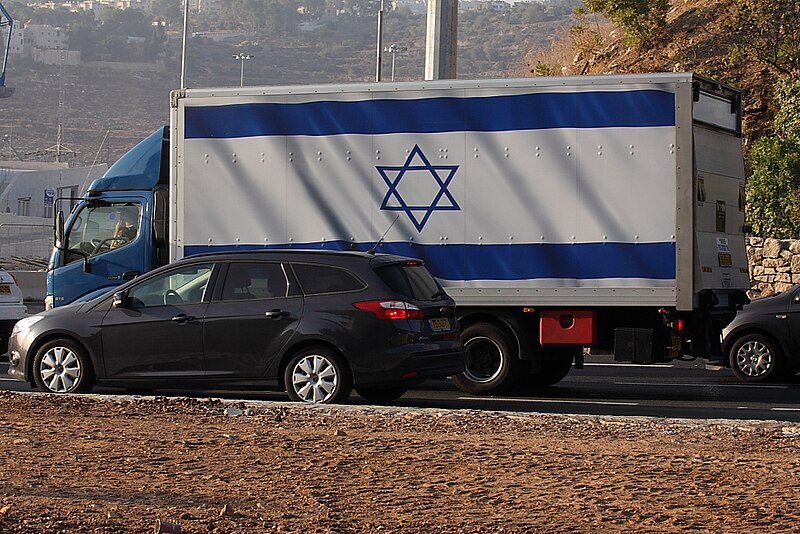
[583,0,668,47]
[747,78,800,238]
[149,0,182,25]
[727,0,800,76]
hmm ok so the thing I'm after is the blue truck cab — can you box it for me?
[47,128,169,309]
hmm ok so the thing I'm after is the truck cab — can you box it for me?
[47,128,169,309]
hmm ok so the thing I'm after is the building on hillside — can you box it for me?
[8,23,81,65]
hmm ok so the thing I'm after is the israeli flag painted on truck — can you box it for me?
[174,77,682,302]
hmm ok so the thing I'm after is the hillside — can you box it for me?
[2,13,570,167]
[525,0,783,144]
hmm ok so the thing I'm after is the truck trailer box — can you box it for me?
[170,73,749,312]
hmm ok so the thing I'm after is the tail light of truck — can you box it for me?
[353,300,425,320]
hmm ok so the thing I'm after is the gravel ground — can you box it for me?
[1,390,799,533]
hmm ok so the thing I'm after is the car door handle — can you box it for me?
[265,309,291,319]
[171,314,196,324]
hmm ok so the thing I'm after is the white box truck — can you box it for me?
[50,73,750,393]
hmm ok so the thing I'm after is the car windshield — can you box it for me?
[374,263,443,301]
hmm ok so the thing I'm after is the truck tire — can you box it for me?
[453,323,520,395]
[524,348,575,389]
[729,333,784,383]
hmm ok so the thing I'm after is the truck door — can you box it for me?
[53,199,148,306]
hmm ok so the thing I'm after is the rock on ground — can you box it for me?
[1,391,799,533]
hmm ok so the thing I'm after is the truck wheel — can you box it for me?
[524,348,575,389]
[284,346,352,404]
[452,323,520,395]
[32,339,94,394]
[729,333,783,383]
[355,387,407,404]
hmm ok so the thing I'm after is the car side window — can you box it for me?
[221,262,288,300]
[292,264,366,295]
[127,263,214,307]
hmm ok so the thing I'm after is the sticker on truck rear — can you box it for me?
[716,200,726,233]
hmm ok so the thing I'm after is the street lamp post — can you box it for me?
[383,45,407,82]
[232,53,254,87]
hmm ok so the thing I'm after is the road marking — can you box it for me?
[586,363,674,368]
[613,381,789,389]
[458,397,639,406]
[770,407,800,412]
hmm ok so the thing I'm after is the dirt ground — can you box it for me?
[1,391,799,533]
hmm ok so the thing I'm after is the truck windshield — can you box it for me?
[64,203,142,263]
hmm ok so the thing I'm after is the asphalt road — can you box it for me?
[3,355,800,422]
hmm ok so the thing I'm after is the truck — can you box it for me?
[49,73,751,394]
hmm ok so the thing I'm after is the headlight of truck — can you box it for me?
[11,315,45,337]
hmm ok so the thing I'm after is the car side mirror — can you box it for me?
[113,291,129,308]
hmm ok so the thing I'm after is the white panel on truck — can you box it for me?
[174,75,712,307]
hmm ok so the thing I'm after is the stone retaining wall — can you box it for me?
[746,237,800,298]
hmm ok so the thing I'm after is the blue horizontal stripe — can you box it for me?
[184,241,676,281]
[184,90,675,139]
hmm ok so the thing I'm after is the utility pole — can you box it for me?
[375,0,385,82]
[384,45,407,82]
[424,0,457,80]
[232,53,254,86]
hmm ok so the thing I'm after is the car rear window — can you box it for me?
[375,263,442,301]
[292,264,366,295]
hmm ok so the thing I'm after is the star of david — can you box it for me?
[376,144,461,232]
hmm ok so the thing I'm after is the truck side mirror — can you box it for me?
[113,291,129,308]
[55,211,65,250]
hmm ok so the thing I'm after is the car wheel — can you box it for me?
[355,387,407,404]
[284,346,352,404]
[32,339,94,394]
[729,333,783,383]
[524,348,575,388]
[452,323,520,395]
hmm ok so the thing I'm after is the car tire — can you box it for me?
[524,348,575,388]
[355,387,407,404]
[284,346,352,404]
[729,333,784,383]
[452,323,520,395]
[32,338,94,394]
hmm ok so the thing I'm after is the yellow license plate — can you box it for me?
[0,285,10,294]
[430,317,450,331]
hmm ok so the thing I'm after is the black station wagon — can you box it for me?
[7,250,465,404]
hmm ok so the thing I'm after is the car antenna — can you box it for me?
[367,215,400,255]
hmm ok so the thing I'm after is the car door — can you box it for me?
[203,261,303,380]
[100,262,216,380]
[786,288,800,354]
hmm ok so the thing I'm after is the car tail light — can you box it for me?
[673,319,685,331]
[354,300,424,320]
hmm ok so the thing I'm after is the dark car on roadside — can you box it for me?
[722,285,800,383]
[7,250,464,404]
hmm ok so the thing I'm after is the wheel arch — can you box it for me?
[724,326,788,365]
[457,310,525,361]
[26,333,96,386]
